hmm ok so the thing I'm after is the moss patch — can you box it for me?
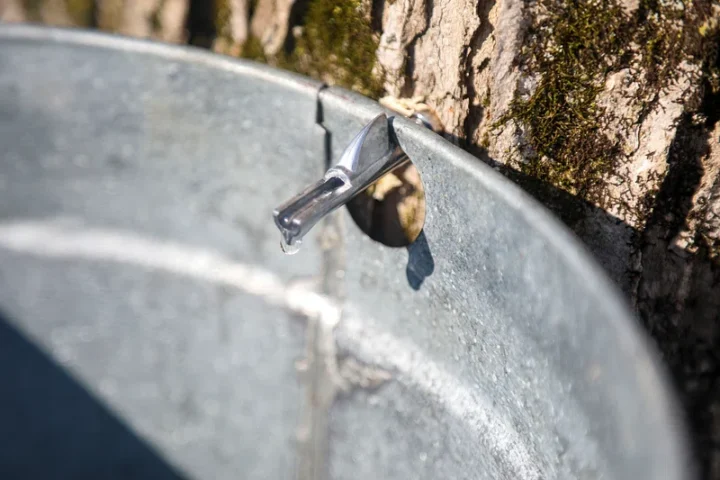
[64,0,94,26]
[213,0,232,42]
[498,0,720,215]
[241,35,267,62]
[635,0,719,97]
[95,0,123,32]
[500,0,628,203]
[286,0,383,97]
[213,0,383,98]
[20,0,44,21]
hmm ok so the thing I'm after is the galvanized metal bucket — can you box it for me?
[0,25,691,480]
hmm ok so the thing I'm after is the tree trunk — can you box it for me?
[3,0,720,477]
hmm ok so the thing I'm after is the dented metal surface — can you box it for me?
[0,25,691,480]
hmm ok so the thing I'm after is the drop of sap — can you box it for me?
[280,236,301,255]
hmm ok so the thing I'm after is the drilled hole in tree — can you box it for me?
[346,162,426,247]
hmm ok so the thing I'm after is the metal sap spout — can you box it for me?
[272,113,408,252]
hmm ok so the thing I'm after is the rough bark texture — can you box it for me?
[2,0,720,477]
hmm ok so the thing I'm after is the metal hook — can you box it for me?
[273,113,413,250]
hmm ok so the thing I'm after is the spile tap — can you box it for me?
[273,113,412,252]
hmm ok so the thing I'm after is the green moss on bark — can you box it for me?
[64,0,94,26]
[499,0,720,217]
[20,0,44,21]
[241,35,267,61]
[287,0,383,97]
[213,0,232,41]
[212,0,383,98]
[500,0,628,202]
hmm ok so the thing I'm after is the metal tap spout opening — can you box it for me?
[273,113,409,248]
